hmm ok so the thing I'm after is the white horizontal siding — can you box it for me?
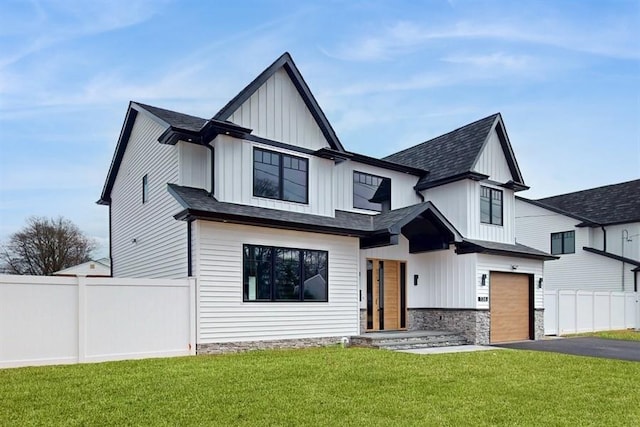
[229,68,329,150]
[178,141,210,191]
[360,236,477,309]
[334,161,421,213]
[516,199,635,291]
[476,254,544,310]
[195,221,359,343]
[473,129,513,183]
[111,112,187,278]
[213,135,334,216]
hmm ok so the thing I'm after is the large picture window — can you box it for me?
[480,186,503,225]
[243,244,328,302]
[353,171,391,212]
[551,231,575,255]
[253,148,308,203]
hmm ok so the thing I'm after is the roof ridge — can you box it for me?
[536,179,640,201]
[384,112,499,159]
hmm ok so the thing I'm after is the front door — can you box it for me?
[366,259,406,331]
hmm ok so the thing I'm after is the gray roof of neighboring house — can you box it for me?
[524,179,640,226]
[384,114,501,189]
[457,238,558,260]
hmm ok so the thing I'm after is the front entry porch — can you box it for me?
[350,330,469,351]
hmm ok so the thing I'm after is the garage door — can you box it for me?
[490,272,530,343]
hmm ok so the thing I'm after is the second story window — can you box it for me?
[253,148,308,204]
[480,186,502,225]
[353,171,391,212]
[142,174,149,204]
[551,231,575,255]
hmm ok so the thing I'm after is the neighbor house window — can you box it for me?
[551,231,575,255]
[142,174,149,203]
[253,148,308,203]
[480,186,502,225]
[243,244,328,302]
[353,171,391,212]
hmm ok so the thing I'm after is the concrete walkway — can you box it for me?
[398,345,505,355]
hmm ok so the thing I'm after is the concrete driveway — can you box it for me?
[494,337,640,362]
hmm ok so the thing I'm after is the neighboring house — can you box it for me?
[53,257,111,277]
[98,52,554,350]
[516,180,640,292]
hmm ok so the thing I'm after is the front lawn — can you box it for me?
[1,347,639,426]
[569,329,640,342]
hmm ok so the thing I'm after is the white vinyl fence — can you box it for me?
[0,274,196,368]
[544,290,638,335]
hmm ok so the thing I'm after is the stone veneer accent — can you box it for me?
[408,308,491,345]
[360,309,367,334]
[197,337,342,355]
[534,309,545,340]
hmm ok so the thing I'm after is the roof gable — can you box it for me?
[214,52,344,152]
[384,113,526,190]
[472,118,525,185]
[535,179,640,226]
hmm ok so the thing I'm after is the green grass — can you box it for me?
[568,329,640,342]
[2,347,639,426]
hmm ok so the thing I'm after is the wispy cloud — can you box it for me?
[441,52,533,70]
[323,18,640,62]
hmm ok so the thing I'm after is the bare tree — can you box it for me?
[1,216,97,275]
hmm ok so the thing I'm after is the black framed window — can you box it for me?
[142,174,149,204]
[480,186,502,225]
[551,231,575,255]
[353,171,391,212]
[253,148,308,203]
[243,244,328,302]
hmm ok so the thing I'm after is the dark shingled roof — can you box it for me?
[535,179,640,226]
[167,184,461,239]
[383,114,499,189]
[135,102,208,132]
[457,239,557,260]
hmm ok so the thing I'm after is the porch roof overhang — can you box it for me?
[455,239,558,261]
[167,184,463,252]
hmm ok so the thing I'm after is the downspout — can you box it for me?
[415,188,425,203]
[601,226,606,252]
[187,219,193,277]
[205,144,215,197]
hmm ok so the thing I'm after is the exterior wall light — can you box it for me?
[413,274,419,286]
[481,274,487,286]
[538,278,543,289]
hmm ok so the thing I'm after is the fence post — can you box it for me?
[77,276,87,363]
[189,277,197,355]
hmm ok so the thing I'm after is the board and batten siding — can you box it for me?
[476,254,544,310]
[228,68,329,150]
[194,221,360,343]
[472,129,513,184]
[213,135,334,216]
[178,141,210,192]
[423,180,516,243]
[360,237,478,309]
[111,111,187,278]
[334,161,421,213]
[516,199,635,291]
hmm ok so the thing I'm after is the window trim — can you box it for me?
[142,174,149,204]
[253,147,309,204]
[353,170,391,212]
[550,230,575,255]
[480,186,503,226]
[243,244,328,303]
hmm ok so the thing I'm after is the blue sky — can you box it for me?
[1,0,638,257]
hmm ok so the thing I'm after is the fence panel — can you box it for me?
[544,289,638,335]
[1,275,195,368]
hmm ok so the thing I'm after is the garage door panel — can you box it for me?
[490,273,530,343]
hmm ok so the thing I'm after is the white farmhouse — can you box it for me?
[98,53,554,351]
[516,180,640,292]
